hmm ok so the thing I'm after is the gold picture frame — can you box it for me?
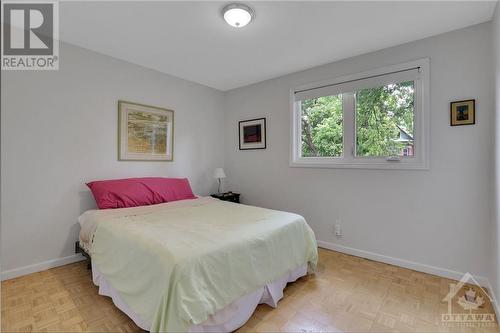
[118,100,174,161]
[450,99,475,126]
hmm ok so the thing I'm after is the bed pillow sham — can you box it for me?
[87,177,196,209]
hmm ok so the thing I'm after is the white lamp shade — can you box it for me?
[213,168,226,179]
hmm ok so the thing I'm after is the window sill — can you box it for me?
[289,159,429,170]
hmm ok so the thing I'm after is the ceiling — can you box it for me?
[59,1,498,91]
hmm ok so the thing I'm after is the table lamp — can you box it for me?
[213,168,226,194]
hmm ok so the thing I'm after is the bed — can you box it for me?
[79,195,318,332]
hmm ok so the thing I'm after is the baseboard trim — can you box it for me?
[1,254,86,281]
[317,240,490,287]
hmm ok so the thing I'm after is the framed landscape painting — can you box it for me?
[118,101,174,161]
[239,118,266,150]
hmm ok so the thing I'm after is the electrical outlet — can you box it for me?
[334,223,342,238]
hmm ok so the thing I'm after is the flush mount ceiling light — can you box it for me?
[222,3,254,28]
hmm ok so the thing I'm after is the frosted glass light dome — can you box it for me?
[222,3,254,28]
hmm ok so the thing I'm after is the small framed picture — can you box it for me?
[450,99,475,126]
[239,118,266,150]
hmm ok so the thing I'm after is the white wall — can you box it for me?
[1,42,225,276]
[1,17,496,285]
[224,23,494,280]
[492,2,500,308]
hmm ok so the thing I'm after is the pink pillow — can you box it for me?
[87,177,196,209]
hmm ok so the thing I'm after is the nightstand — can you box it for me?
[211,192,240,203]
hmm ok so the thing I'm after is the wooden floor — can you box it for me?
[1,248,498,332]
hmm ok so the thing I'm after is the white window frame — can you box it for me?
[290,58,430,170]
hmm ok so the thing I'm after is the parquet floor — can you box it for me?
[1,248,498,332]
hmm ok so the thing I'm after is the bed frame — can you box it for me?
[75,241,92,270]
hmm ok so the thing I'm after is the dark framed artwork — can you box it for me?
[239,118,266,150]
[450,99,475,126]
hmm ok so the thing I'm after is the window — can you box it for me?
[301,94,343,157]
[291,59,429,169]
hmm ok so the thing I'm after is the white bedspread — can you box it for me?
[78,197,317,332]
